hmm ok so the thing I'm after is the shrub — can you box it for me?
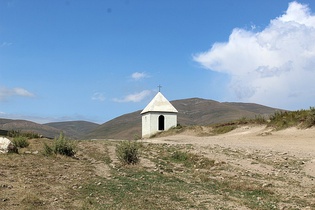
[8,130,40,138]
[12,136,29,148]
[8,130,21,137]
[170,150,215,168]
[253,115,267,124]
[43,143,53,156]
[53,132,76,156]
[43,132,76,157]
[171,150,189,162]
[304,107,315,128]
[268,108,315,129]
[116,140,141,165]
[212,124,237,135]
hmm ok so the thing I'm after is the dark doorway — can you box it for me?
[158,115,165,130]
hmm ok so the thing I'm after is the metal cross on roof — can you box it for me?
[158,85,162,92]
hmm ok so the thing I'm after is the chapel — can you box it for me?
[141,91,178,138]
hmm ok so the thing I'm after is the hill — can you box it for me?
[0,119,99,139]
[0,118,61,138]
[45,121,99,139]
[85,98,281,140]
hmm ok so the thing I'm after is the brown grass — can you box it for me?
[0,137,314,210]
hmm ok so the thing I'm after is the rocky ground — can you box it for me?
[144,125,315,209]
[0,125,314,209]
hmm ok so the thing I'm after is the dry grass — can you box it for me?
[0,137,314,209]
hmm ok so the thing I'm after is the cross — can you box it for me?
[158,85,162,92]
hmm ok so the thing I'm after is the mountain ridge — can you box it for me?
[0,98,282,140]
[85,97,282,140]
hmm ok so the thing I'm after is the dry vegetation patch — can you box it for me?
[0,133,314,209]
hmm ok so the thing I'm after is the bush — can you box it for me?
[43,143,53,156]
[212,124,237,135]
[253,115,267,124]
[170,150,215,168]
[171,150,189,162]
[268,108,315,129]
[12,136,29,148]
[8,130,40,138]
[116,140,141,165]
[304,107,315,128]
[43,132,76,157]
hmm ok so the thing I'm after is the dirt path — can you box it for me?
[144,126,315,156]
[143,125,315,177]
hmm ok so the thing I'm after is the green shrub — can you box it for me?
[253,115,267,124]
[43,143,53,156]
[304,107,315,128]
[54,133,76,156]
[171,150,189,162]
[170,150,215,168]
[12,136,29,148]
[212,124,237,135]
[8,130,21,137]
[43,132,76,157]
[268,108,315,130]
[8,130,40,138]
[116,140,141,165]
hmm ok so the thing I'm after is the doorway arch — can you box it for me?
[158,115,165,131]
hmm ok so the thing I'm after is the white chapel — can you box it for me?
[141,91,178,138]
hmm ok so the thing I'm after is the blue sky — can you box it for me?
[1,0,315,124]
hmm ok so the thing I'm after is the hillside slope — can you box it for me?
[85,98,281,140]
[45,121,99,139]
[0,119,61,138]
[0,119,99,139]
[85,111,142,140]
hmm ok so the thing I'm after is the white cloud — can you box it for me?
[193,1,315,109]
[114,90,152,103]
[131,72,149,80]
[0,87,35,101]
[0,42,13,47]
[91,92,105,101]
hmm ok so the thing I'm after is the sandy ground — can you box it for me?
[144,125,315,178]
[1,125,314,209]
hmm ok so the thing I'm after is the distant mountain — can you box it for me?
[84,111,142,140]
[0,98,282,140]
[0,119,99,139]
[0,118,61,138]
[45,121,99,139]
[85,98,282,140]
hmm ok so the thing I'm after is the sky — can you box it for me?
[1,0,315,124]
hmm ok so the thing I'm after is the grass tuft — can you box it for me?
[116,140,141,165]
[12,136,29,148]
[43,132,76,156]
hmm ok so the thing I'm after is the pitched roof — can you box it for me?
[141,92,178,114]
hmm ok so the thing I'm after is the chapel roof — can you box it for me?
[141,92,178,114]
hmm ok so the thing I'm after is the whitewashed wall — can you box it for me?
[142,112,177,138]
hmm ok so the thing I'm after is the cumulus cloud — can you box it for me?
[131,72,149,80]
[91,92,105,101]
[114,90,152,102]
[0,87,35,101]
[193,1,315,109]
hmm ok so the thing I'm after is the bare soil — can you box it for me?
[0,125,314,209]
[144,125,315,209]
